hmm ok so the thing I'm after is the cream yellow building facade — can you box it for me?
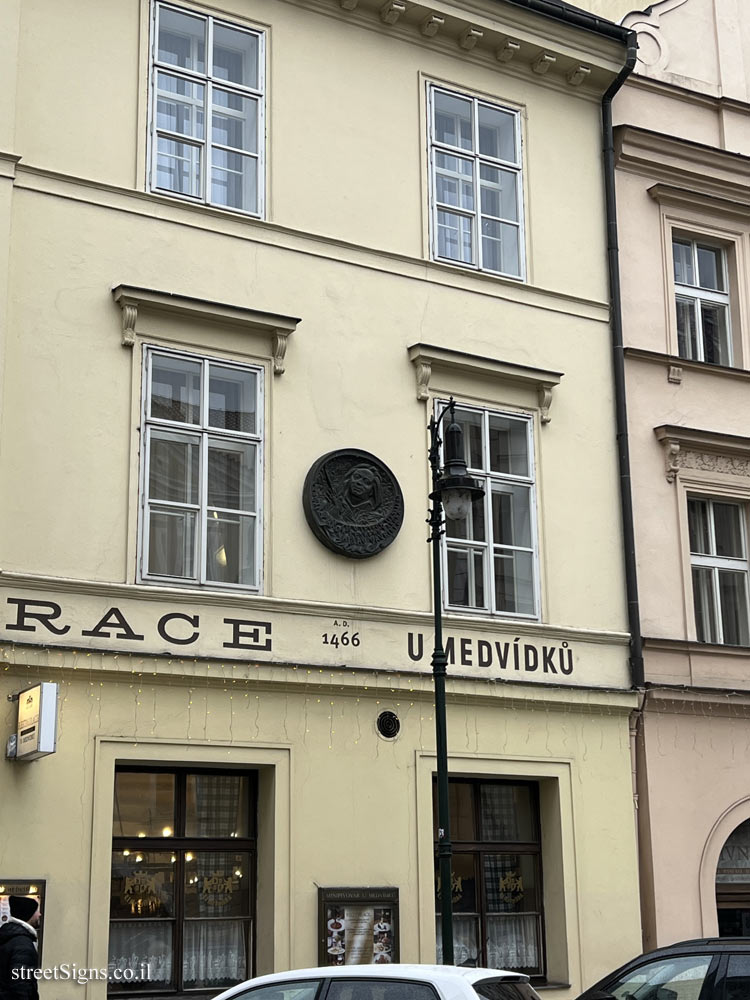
[0,0,641,996]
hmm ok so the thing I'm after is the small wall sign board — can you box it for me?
[16,683,58,760]
[318,886,399,966]
[0,879,46,958]
[303,450,404,559]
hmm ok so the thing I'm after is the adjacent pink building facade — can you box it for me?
[614,0,750,950]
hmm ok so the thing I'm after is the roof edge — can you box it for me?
[498,0,632,43]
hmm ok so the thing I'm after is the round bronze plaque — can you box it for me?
[302,449,404,559]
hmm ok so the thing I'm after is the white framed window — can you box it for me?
[149,2,265,216]
[673,236,731,365]
[442,403,538,618]
[140,347,263,590]
[428,86,524,280]
[688,496,750,645]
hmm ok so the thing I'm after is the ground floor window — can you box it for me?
[434,778,544,976]
[109,768,256,993]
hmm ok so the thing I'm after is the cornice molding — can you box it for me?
[615,126,750,201]
[624,347,750,382]
[648,182,750,221]
[643,635,750,659]
[0,151,21,181]
[654,424,750,483]
[291,0,627,97]
[407,342,562,421]
[112,285,300,374]
[14,164,609,323]
[0,638,637,710]
[0,569,628,647]
[625,72,750,114]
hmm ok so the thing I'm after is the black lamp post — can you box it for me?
[428,397,485,965]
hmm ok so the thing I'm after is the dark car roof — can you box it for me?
[578,938,750,1000]
[644,938,750,953]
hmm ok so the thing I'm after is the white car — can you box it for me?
[212,964,542,1000]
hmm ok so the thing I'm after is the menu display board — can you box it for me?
[318,887,399,966]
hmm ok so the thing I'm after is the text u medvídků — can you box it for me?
[406,631,574,675]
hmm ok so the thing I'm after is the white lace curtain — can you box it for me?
[435,915,479,966]
[182,920,246,988]
[486,914,538,969]
[435,914,538,969]
[108,921,173,984]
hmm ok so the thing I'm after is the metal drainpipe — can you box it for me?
[602,31,645,690]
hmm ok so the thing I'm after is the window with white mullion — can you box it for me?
[430,86,523,279]
[151,3,264,215]
[433,148,476,267]
[688,496,750,645]
[144,424,202,582]
[142,348,262,591]
[442,402,538,619]
[673,236,731,365]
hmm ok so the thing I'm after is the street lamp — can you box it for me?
[427,397,485,965]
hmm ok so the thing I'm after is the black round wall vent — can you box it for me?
[376,710,400,739]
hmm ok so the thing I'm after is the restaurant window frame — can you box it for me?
[109,766,258,995]
[433,777,545,978]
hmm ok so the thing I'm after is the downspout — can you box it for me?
[602,31,645,690]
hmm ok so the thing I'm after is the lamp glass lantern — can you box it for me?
[430,405,485,517]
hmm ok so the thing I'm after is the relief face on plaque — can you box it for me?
[303,449,404,559]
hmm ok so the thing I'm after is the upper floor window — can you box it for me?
[429,87,524,280]
[673,237,731,365]
[140,348,263,590]
[150,3,265,216]
[443,404,538,618]
[689,496,749,645]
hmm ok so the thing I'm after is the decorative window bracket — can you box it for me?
[112,285,300,374]
[407,343,562,423]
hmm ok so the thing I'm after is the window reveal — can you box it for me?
[150,3,265,215]
[141,348,263,590]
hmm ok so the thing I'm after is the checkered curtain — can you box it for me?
[480,785,519,842]
[483,854,520,913]
[191,775,243,836]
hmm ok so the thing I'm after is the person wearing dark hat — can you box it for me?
[0,895,40,1000]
